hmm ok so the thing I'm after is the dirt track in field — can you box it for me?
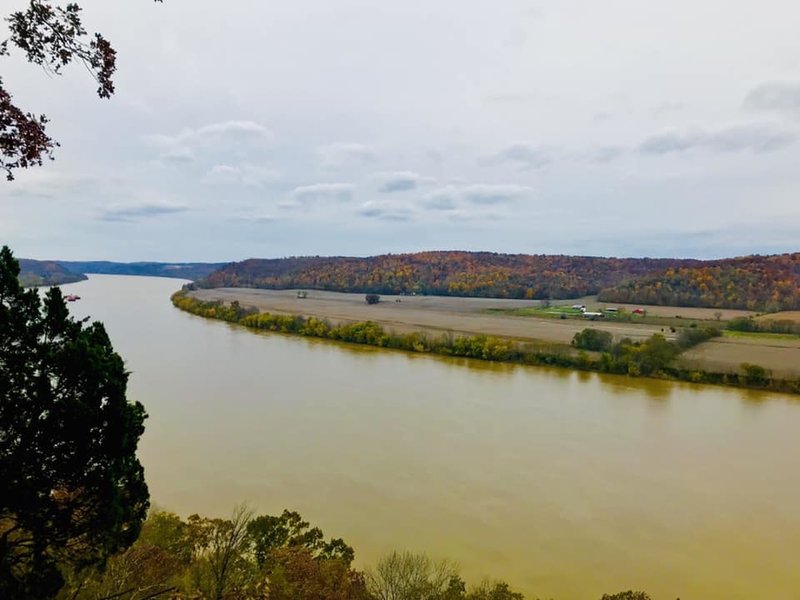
[189,288,800,377]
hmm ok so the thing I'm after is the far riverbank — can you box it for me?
[174,289,800,395]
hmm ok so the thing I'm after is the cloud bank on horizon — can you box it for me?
[2,0,799,261]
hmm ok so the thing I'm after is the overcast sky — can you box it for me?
[2,0,800,261]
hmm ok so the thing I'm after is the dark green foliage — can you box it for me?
[740,363,770,387]
[727,317,800,335]
[247,509,355,568]
[600,592,652,600]
[727,317,757,332]
[572,328,613,351]
[604,334,680,376]
[0,246,149,598]
[466,581,525,600]
[675,326,721,349]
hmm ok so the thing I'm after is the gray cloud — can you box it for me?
[98,202,189,222]
[376,171,424,193]
[639,123,797,155]
[487,143,555,169]
[317,143,376,169]
[744,82,800,119]
[421,184,531,211]
[461,184,532,205]
[290,183,354,204]
[422,187,459,211]
[357,201,414,221]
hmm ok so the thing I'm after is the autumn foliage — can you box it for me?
[599,253,800,311]
[200,251,696,300]
[199,251,800,311]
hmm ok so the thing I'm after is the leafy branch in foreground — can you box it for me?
[1,0,161,180]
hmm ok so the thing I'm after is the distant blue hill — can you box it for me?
[56,261,227,281]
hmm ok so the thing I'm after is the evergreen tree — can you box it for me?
[0,246,149,598]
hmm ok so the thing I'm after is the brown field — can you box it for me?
[755,311,800,323]
[190,288,674,345]
[189,288,799,377]
[680,336,800,378]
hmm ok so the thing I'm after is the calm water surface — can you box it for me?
[64,275,800,600]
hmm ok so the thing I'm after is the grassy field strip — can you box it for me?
[722,330,800,342]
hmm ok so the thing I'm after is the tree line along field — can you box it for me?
[186,288,800,379]
[196,251,800,312]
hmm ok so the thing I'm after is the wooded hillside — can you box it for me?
[199,251,800,311]
[18,259,87,287]
[598,253,800,311]
[198,252,698,300]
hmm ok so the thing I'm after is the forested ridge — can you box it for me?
[198,252,698,300]
[198,251,800,310]
[599,253,800,311]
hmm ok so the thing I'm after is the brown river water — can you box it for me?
[63,275,800,600]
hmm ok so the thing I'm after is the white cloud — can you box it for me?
[486,143,555,169]
[290,183,354,204]
[7,0,800,260]
[5,171,100,199]
[147,120,274,163]
[203,164,281,186]
[317,143,376,169]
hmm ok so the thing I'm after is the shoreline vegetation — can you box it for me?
[171,291,800,396]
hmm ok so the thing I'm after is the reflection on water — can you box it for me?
[63,275,800,600]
